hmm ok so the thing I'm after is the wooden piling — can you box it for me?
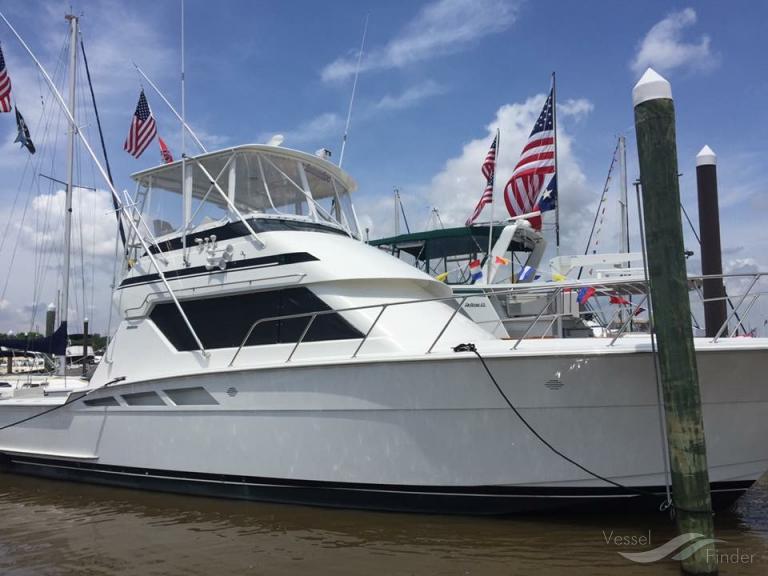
[695,146,727,337]
[632,68,717,575]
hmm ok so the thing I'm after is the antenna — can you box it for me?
[338,14,369,169]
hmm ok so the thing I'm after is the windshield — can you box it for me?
[128,147,360,245]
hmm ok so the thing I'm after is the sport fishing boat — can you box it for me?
[1,13,767,516]
[1,139,767,514]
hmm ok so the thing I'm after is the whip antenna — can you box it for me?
[338,14,368,169]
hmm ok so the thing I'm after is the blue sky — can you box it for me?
[0,0,766,333]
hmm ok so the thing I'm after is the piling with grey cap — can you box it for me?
[633,68,717,575]
[696,146,727,337]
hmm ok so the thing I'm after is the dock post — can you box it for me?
[695,146,727,337]
[633,68,717,575]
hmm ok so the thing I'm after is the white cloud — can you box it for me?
[321,0,520,81]
[19,187,118,258]
[269,81,446,149]
[276,112,344,147]
[631,8,718,76]
[558,98,594,121]
[374,80,446,111]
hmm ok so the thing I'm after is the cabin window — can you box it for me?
[149,287,363,351]
[84,396,120,407]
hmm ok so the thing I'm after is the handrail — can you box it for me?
[224,271,767,367]
[513,288,561,350]
[608,295,648,346]
[712,274,762,342]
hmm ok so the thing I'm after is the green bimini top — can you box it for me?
[369,224,532,262]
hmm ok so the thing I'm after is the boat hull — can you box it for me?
[1,345,766,515]
[0,455,751,514]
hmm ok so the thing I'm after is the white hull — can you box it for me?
[2,340,766,513]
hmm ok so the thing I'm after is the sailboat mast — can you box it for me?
[59,13,78,374]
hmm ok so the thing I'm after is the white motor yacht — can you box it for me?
[1,143,767,514]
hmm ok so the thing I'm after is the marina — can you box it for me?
[0,1,767,574]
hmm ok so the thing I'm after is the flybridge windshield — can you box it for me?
[128,146,360,241]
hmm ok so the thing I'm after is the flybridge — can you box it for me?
[127,144,361,246]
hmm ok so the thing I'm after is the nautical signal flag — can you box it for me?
[609,295,631,306]
[0,43,12,113]
[124,90,157,158]
[577,286,596,305]
[469,259,483,282]
[494,255,510,266]
[518,265,536,282]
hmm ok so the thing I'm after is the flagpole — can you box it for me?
[552,71,560,256]
[486,128,499,281]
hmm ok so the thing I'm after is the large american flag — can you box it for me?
[503,88,556,228]
[124,90,157,158]
[465,132,498,226]
[0,44,13,113]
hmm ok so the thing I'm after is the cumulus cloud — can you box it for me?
[374,80,446,111]
[558,98,594,121]
[276,112,344,147]
[321,0,520,81]
[631,8,718,76]
[18,187,118,258]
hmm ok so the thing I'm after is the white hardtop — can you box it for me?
[131,144,357,211]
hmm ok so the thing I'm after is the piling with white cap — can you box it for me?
[696,145,727,337]
[633,68,717,575]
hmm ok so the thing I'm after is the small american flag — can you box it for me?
[124,90,157,158]
[503,88,556,228]
[0,43,13,113]
[465,132,498,226]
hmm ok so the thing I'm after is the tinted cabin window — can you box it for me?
[149,287,362,351]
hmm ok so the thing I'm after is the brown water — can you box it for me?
[0,474,766,576]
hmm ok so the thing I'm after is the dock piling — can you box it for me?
[633,68,717,575]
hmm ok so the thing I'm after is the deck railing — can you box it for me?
[226,272,767,366]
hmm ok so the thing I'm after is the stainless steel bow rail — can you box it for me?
[226,272,767,366]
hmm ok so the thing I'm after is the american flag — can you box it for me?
[124,90,157,158]
[503,88,556,228]
[465,132,498,226]
[0,43,13,113]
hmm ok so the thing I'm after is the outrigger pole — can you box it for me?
[133,64,207,154]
